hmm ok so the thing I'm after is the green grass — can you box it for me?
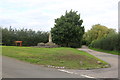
[2,46,110,69]
[89,47,120,55]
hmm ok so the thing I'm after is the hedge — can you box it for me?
[90,33,120,51]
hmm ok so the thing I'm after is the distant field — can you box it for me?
[2,46,109,69]
[89,47,120,55]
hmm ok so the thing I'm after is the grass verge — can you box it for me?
[2,46,110,69]
[89,47,120,55]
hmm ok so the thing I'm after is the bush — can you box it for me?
[37,43,45,46]
[90,33,120,51]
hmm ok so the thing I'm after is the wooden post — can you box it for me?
[20,43,21,46]
[21,42,22,46]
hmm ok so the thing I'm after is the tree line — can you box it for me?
[83,24,119,52]
[1,10,84,48]
[1,27,49,46]
[1,10,119,51]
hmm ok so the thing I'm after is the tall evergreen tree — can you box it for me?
[51,10,84,48]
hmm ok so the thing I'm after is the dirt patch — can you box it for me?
[56,54,98,64]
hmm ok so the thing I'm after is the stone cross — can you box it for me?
[49,31,52,42]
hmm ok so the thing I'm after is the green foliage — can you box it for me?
[2,46,109,69]
[51,10,84,48]
[89,47,120,55]
[90,33,120,52]
[1,27,49,46]
[83,24,116,45]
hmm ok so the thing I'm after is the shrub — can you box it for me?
[37,43,45,46]
[90,33,120,51]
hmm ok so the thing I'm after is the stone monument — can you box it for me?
[49,31,52,42]
[45,31,56,46]
[37,31,59,48]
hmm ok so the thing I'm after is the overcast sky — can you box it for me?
[0,0,119,32]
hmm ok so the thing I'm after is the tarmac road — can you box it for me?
[2,56,84,78]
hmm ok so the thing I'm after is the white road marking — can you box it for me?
[58,69,74,74]
[58,69,95,78]
[81,74,95,78]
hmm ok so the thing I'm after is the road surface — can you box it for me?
[2,56,84,78]
[2,46,119,78]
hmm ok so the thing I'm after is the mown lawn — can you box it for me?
[89,47,120,55]
[2,46,110,69]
